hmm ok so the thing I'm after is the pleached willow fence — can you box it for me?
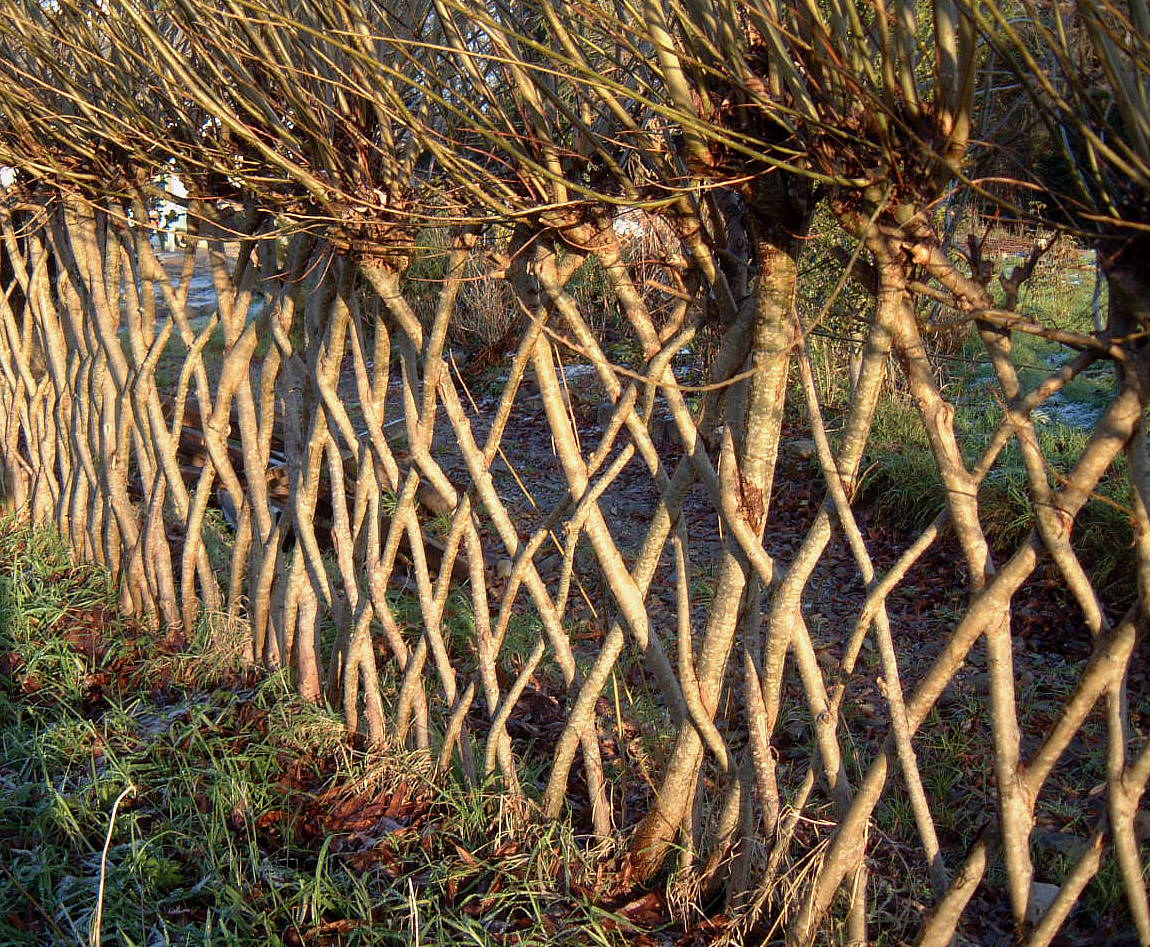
[0,0,1148,944]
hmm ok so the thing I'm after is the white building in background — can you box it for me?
[153,169,189,251]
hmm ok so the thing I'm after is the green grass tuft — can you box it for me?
[0,515,645,946]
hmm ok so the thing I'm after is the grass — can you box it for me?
[0,514,647,947]
[843,234,1117,488]
[853,269,1136,606]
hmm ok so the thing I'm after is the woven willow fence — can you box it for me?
[0,0,1147,943]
